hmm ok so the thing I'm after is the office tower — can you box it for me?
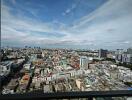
[99,49,108,58]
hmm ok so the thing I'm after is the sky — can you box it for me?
[1,0,132,50]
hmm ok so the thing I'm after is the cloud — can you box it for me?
[1,3,72,47]
[122,41,130,44]
[1,0,132,49]
[71,0,132,49]
[62,3,77,16]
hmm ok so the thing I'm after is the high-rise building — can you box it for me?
[127,48,132,54]
[115,49,124,62]
[99,49,108,58]
[80,56,88,69]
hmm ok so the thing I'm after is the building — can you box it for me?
[23,64,31,71]
[127,48,132,54]
[115,49,124,62]
[3,78,19,94]
[107,51,116,59]
[122,54,132,63]
[0,61,12,78]
[115,48,132,63]
[99,49,107,58]
[80,56,88,69]
[116,49,124,55]
[18,74,30,92]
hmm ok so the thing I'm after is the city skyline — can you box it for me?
[1,0,132,49]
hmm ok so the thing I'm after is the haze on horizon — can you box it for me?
[1,0,132,50]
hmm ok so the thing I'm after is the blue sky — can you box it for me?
[1,0,132,49]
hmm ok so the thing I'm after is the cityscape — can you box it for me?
[1,0,132,99]
[0,47,132,94]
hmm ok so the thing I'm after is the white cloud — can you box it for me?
[122,41,130,44]
[1,3,72,46]
[1,0,132,49]
[71,0,132,49]
[62,3,77,16]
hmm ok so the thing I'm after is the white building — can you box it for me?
[0,61,12,77]
[80,56,88,69]
[80,56,93,69]
[23,64,30,70]
[122,54,132,63]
